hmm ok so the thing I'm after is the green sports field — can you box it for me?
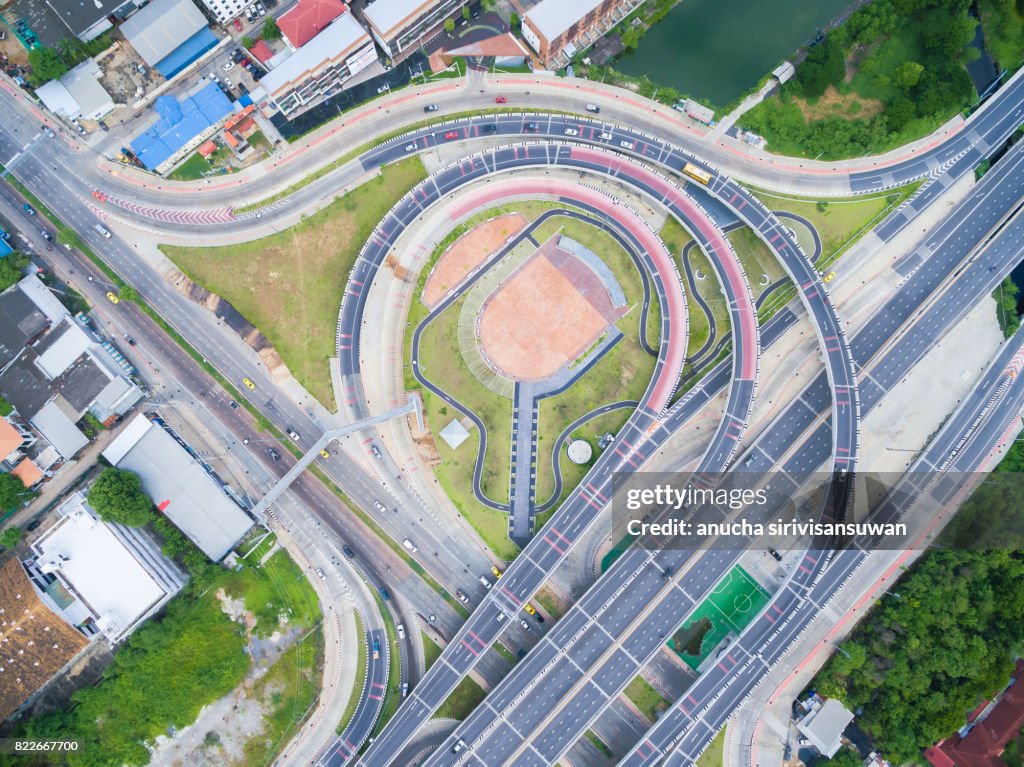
[670,565,770,670]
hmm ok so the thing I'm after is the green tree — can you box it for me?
[481,0,497,9]
[88,468,154,526]
[510,12,521,32]
[444,17,455,34]
[0,252,30,291]
[0,526,24,549]
[893,60,924,90]
[241,35,255,49]
[261,17,281,41]
[0,473,32,514]
[622,27,641,50]
[462,5,470,20]
[797,36,845,99]
[27,46,68,85]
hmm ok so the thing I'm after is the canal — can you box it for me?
[615,0,852,107]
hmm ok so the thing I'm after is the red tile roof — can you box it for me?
[197,140,217,158]
[278,0,347,48]
[11,458,43,488]
[926,660,1024,767]
[249,39,273,63]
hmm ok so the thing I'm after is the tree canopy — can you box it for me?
[87,468,154,526]
[261,17,281,41]
[0,473,32,514]
[0,252,30,292]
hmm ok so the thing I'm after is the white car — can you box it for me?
[209,72,220,83]
[225,78,234,90]
[315,568,326,580]
[599,131,612,140]
[222,61,235,72]
[404,143,416,152]
[564,128,578,136]
[620,139,633,148]
[257,5,265,15]
[402,538,417,553]
[373,500,386,512]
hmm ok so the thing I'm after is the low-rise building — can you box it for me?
[797,698,855,758]
[23,492,186,644]
[278,0,347,49]
[258,9,376,117]
[35,59,116,121]
[102,413,254,561]
[361,0,466,60]
[0,558,88,721]
[121,0,220,79]
[43,0,135,42]
[197,0,248,25]
[515,0,641,69]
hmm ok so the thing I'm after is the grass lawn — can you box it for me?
[337,611,368,734]
[241,626,324,767]
[625,675,669,722]
[221,548,321,636]
[659,217,722,360]
[162,156,426,409]
[422,632,443,670]
[728,227,786,301]
[697,727,726,767]
[585,730,615,758]
[434,676,487,720]
[535,407,634,510]
[753,183,920,268]
[533,585,568,620]
[417,291,513,505]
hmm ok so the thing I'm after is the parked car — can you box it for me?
[222,61,235,71]
[234,17,242,31]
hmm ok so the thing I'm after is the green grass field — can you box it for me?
[625,675,669,721]
[162,156,426,409]
[422,632,443,670]
[434,676,487,720]
[670,566,770,670]
[337,611,368,734]
[697,727,726,767]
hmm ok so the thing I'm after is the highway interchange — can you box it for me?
[4,56,1024,767]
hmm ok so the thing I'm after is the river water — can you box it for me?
[615,0,852,106]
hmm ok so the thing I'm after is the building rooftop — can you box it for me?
[44,0,131,38]
[260,11,371,95]
[18,275,71,326]
[0,419,24,463]
[37,59,116,120]
[35,320,92,380]
[362,0,432,40]
[31,493,184,643]
[0,289,48,369]
[439,418,469,449]
[524,0,604,42]
[0,558,88,721]
[102,414,253,561]
[11,458,44,488]
[131,83,235,170]
[249,39,274,63]
[121,0,208,67]
[0,351,52,419]
[797,698,855,758]
[279,0,348,48]
[30,401,88,459]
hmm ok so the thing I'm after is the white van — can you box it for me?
[94,224,111,238]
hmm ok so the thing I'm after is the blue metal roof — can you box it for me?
[131,83,234,169]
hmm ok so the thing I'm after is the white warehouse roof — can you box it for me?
[260,11,371,96]
[121,0,208,66]
[525,0,604,41]
[102,414,253,561]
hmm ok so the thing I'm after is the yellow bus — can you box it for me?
[682,162,712,185]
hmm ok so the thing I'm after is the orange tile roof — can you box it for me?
[197,139,217,158]
[0,559,88,720]
[11,458,43,488]
[223,131,240,148]
[0,419,23,459]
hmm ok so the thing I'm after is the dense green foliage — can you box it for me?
[0,252,30,292]
[979,0,1024,70]
[87,468,155,527]
[0,526,24,549]
[742,0,982,159]
[815,549,1024,762]
[0,395,11,416]
[19,590,249,766]
[261,17,281,40]
[993,276,1021,338]
[0,472,34,514]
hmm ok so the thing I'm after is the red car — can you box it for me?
[444,131,459,139]
[240,57,250,67]
[494,96,507,103]
[234,17,243,31]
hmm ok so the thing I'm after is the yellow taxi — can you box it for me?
[491,565,503,579]
[242,377,255,390]
[523,603,536,615]
[319,449,330,458]
[106,291,119,304]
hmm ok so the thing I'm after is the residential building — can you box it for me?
[120,0,220,78]
[23,492,185,644]
[196,0,248,25]
[0,276,143,466]
[36,59,116,121]
[43,0,136,42]
[514,0,641,69]
[926,660,1024,767]
[102,413,254,561]
[278,0,347,49]
[797,698,855,758]
[258,10,376,117]
[0,558,88,721]
[361,0,466,60]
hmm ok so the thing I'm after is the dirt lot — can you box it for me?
[95,40,164,108]
[791,84,884,122]
[423,212,527,307]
